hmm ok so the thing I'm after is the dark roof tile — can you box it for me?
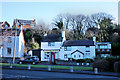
[63,40,94,46]
[41,34,62,42]
[0,29,21,36]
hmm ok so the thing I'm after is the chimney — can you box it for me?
[62,28,66,42]
[44,33,47,36]
[93,36,96,45]
[44,31,47,36]
[19,23,22,30]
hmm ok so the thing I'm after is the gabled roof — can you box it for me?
[63,39,94,46]
[0,29,21,36]
[41,34,62,42]
[71,50,84,55]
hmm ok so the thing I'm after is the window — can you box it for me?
[64,54,67,58]
[8,37,12,43]
[48,42,55,46]
[64,46,71,51]
[74,55,76,58]
[44,52,50,59]
[31,24,34,27]
[99,45,107,49]
[7,48,11,54]
[86,46,90,52]
[86,53,90,55]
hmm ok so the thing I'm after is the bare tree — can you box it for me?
[63,13,71,29]
[91,12,114,28]
[52,14,64,29]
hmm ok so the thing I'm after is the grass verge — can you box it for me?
[0,63,92,71]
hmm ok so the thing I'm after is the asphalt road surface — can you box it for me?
[1,69,120,80]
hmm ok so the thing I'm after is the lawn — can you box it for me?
[0,63,92,71]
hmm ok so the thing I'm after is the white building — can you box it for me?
[0,28,24,58]
[59,40,95,61]
[41,34,62,61]
[95,42,112,57]
[41,30,96,61]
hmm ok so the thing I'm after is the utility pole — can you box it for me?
[13,20,18,64]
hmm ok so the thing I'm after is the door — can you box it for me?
[50,52,55,63]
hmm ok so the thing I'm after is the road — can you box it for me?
[1,69,120,80]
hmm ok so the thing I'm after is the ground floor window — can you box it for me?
[7,48,11,54]
[64,54,67,58]
[44,52,50,59]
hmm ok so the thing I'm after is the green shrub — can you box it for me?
[76,59,85,63]
[84,58,94,63]
[114,61,120,73]
[104,56,120,71]
[32,42,39,49]
[93,60,110,72]
[94,56,105,61]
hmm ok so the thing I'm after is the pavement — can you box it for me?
[1,64,120,78]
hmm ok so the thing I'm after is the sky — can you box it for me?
[0,1,118,27]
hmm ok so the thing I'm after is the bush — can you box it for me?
[114,61,120,73]
[93,60,110,72]
[104,56,120,71]
[32,42,39,49]
[84,58,94,63]
[76,59,85,63]
[94,56,105,61]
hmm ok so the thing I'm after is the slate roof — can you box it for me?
[17,19,34,24]
[0,22,3,25]
[0,29,21,36]
[41,34,62,42]
[63,40,94,46]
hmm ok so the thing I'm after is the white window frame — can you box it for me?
[48,42,55,46]
[64,54,67,58]
[86,46,90,52]
[64,46,71,51]
[44,52,50,59]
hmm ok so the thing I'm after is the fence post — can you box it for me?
[94,68,98,74]
[10,63,13,69]
[48,65,51,71]
[70,66,73,72]
[28,64,31,70]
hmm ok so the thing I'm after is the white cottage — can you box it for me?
[41,34,63,61]
[41,30,96,61]
[59,40,95,61]
[0,28,24,58]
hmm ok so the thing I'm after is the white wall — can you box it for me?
[41,42,62,50]
[1,30,24,58]
[58,46,95,61]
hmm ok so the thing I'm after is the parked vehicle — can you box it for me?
[31,56,39,61]
[17,57,39,64]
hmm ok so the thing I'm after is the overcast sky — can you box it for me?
[1,1,118,26]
